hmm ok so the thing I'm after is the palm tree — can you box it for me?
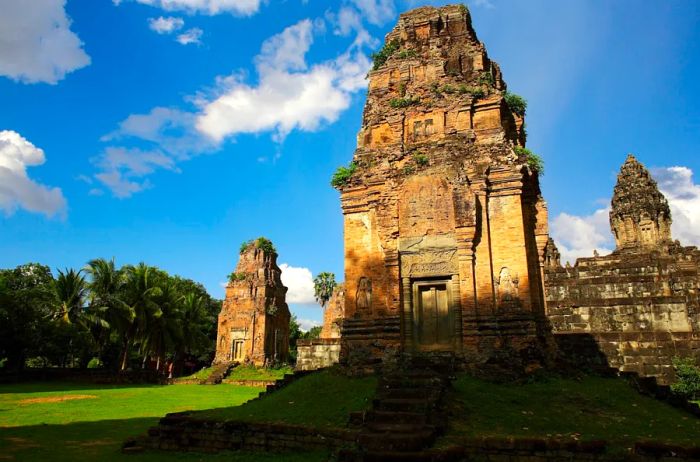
[85,258,131,352]
[53,269,88,324]
[141,278,181,371]
[119,263,162,371]
[175,292,212,369]
[313,272,336,308]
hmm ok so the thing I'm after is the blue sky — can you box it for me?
[1,0,700,329]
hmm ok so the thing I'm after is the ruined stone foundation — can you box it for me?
[296,285,345,371]
[214,243,291,366]
[337,5,554,373]
[546,155,700,383]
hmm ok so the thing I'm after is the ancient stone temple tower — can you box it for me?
[214,239,291,366]
[337,5,552,370]
[546,156,700,383]
[610,154,672,250]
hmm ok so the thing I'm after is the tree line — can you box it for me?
[0,260,219,374]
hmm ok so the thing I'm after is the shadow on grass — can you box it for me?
[0,417,327,462]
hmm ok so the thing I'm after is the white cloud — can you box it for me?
[653,166,700,247]
[0,0,90,84]
[148,16,185,34]
[93,147,179,198]
[350,0,395,26]
[118,0,262,16]
[550,207,614,265]
[0,130,67,218]
[176,28,203,45]
[279,263,316,305]
[196,19,370,142]
[331,7,363,36]
[297,318,321,332]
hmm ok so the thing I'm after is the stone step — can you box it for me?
[376,387,442,401]
[365,422,437,434]
[358,430,435,451]
[364,410,429,425]
[374,397,432,413]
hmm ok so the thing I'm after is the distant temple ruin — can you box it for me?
[214,239,290,366]
[546,155,700,383]
[331,5,553,372]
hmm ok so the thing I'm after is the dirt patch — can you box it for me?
[18,394,98,405]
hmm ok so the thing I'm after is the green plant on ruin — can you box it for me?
[504,91,527,117]
[390,97,420,109]
[331,161,358,189]
[478,72,494,86]
[514,146,544,175]
[240,237,276,255]
[430,82,441,98]
[398,81,407,97]
[371,38,400,71]
[228,272,247,282]
[266,304,279,316]
[671,357,700,399]
[441,84,457,94]
[413,153,429,167]
[459,3,468,15]
[402,165,415,175]
[396,49,417,59]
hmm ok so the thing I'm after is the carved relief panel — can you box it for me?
[398,176,455,237]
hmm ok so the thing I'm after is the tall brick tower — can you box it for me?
[336,5,552,372]
[610,154,673,250]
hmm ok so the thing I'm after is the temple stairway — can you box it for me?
[340,354,454,461]
[201,361,237,385]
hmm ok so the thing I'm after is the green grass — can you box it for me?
[225,364,294,382]
[0,381,326,461]
[440,374,700,450]
[175,366,215,382]
[196,369,377,428]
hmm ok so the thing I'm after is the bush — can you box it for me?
[371,39,400,71]
[228,272,246,282]
[331,161,358,189]
[87,357,103,369]
[390,97,420,108]
[514,146,544,175]
[240,237,276,255]
[671,357,700,399]
[458,85,485,99]
[414,153,429,166]
[504,91,527,117]
[396,49,417,59]
[478,72,494,86]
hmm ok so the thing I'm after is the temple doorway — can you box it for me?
[412,280,453,350]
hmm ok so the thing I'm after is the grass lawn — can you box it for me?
[440,374,700,451]
[224,364,294,382]
[195,369,377,428]
[0,381,326,461]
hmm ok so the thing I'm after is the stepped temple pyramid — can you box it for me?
[546,155,700,383]
[331,5,553,371]
[214,239,291,366]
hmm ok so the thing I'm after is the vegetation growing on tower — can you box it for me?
[331,161,357,189]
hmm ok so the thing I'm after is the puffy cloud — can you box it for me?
[148,16,184,34]
[297,318,321,332]
[196,19,370,142]
[652,166,700,247]
[279,263,316,305]
[176,28,203,45]
[550,207,614,265]
[350,0,395,26]
[0,0,90,84]
[93,146,179,198]
[0,130,67,218]
[117,0,262,16]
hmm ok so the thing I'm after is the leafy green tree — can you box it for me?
[313,272,336,308]
[302,326,322,340]
[52,268,88,324]
[671,357,700,399]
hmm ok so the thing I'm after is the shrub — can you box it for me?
[390,97,420,109]
[478,72,494,86]
[399,82,406,97]
[414,153,429,166]
[504,91,527,117]
[441,84,457,94]
[371,39,400,71]
[240,237,276,255]
[671,357,700,399]
[458,85,485,99]
[514,146,544,175]
[402,165,415,175]
[331,161,358,189]
[459,3,468,15]
[87,357,103,369]
[396,49,417,59]
[228,272,246,282]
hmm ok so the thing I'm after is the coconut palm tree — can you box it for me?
[53,269,88,324]
[141,278,181,371]
[85,258,131,351]
[313,272,336,308]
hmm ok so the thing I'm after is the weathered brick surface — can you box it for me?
[321,284,345,339]
[336,5,553,371]
[214,244,290,366]
[546,156,700,383]
[295,339,341,371]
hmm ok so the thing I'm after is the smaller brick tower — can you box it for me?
[610,154,672,250]
[214,239,291,366]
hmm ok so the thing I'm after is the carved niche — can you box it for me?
[356,277,372,312]
[398,176,455,237]
[495,267,520,309]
